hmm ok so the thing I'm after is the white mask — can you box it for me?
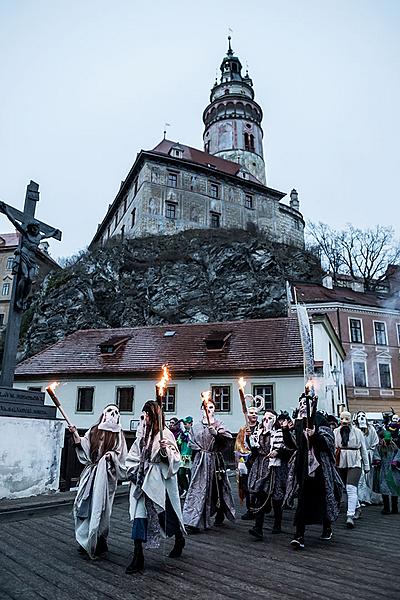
[98,404,121,432]
[356,411,367,429]
[262,412,276,433]
[340,411,351,426]
[298,397,308,419]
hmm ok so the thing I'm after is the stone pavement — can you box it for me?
[0,488,398,600]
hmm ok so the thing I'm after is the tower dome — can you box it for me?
[203,37,266,184]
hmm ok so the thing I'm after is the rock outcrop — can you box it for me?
[20,228,322,359]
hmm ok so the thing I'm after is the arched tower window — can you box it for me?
[249,134,255,152]
[244,133,250,151]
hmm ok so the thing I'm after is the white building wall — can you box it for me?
[15,373,304,434]
[312,322,346,414]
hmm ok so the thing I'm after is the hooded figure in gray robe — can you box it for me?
[182,394,235,530]
[70,404,127,559]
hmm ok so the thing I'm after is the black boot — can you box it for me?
[391,496,399,514]
[125,541,144,574]
[169,532,185,558]
[214,507,225,526]
[249,511,264,540]
[272,500,282,533]
[382,495,391,515]
[94,535,108,557]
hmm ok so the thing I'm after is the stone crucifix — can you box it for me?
[0,181,62,387]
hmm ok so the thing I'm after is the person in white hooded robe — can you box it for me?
[69,404,127,559]
[125,400,185,574]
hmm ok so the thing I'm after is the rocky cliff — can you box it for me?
[20,228,322,359]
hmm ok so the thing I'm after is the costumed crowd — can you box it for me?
[66,390,400,573]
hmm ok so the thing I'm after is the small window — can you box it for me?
[211,386,231,412]
[0,314,4,326]
[120,225,125,240]
[353,362,367,388]
[378,363,392,389]
[163,386,176,413]
[397,324,400,346]
[116,387,134,412]
[349,318,363,343]
[190,176,197,191]
[166,202,177,219]
[6,257,13,270]
[2,283,10,296]
[76,387,94,412]
[168,172,178,188]
[131,208,136,227]
[245,194,253,209]
[210,212,220,228]
[253,385,274,411]
[210,183,219,198]
[374,322,387,346]
[205,141,210,153]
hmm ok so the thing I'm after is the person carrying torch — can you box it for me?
[46,383,128,559]
[125,366,185,575]
[182,390,235,533]
[283,384,343,549]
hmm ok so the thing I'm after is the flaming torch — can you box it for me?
[201,390,212,426]
[304,379,318,429]
[46,382,73,427]
[156,364,171,441]
[238,377,249,427]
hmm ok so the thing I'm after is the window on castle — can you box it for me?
[210,183,219,198]
[249,134,255,151]
[131,208,136,228]
[210,212,220,228]
[120,225,125,240]
[190,176,197,191]
[6,257,13,270]
[245,194,253,209]
[0,314,4,326]
[379,363,392,389]
[168,172,178,188]
[2,283,10,296]
[166,202,177,219]
[244,133,250,151]
[374,321,387,346]
[205,141,210,153]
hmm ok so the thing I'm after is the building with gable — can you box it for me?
[90,38,304,249]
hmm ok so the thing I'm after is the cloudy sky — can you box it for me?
[1,0,399,260]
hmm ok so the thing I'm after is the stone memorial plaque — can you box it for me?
[0,386,56,419]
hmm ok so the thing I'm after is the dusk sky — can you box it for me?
[1,0,399,260]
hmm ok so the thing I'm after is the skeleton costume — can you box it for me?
[126,401,185,574]
[284,395,343,548]
[247,410,293,539]
[73,404,127,559]
[354,411,381,506]
[234,394,264,519]
[182,397,235,531]
[334,411,369,528]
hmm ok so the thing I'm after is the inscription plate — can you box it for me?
[0,387,57,420]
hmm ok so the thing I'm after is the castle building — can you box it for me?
[91,39,304,249]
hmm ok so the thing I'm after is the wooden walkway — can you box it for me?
[0,489,397,600]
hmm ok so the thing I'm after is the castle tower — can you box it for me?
[203,37,266,185]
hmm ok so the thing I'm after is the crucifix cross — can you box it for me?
[0,180,62,387]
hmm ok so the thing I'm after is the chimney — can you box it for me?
[385,264,400,294]
[290,188,299,210]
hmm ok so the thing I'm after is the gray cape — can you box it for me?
[182,419,235,529]
[73,429,127,559]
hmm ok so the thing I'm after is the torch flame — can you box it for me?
[48,381,60,393]
[201,390,212,403]
[238,377,246,390]
[157,364,171,396]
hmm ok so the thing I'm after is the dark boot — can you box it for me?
[249,510,264,540]
[169,532,185,558]
[391,496,399,514]
[382,495,391,515]
[272,499,282,533]
[94,535,108,557]
[125,540,144,574]
[214,507,225,526]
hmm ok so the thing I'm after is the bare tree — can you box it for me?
[307,222,400,290]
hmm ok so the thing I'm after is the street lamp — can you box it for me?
[331,366,340,387]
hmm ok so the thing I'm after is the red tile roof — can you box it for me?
[15,317,304,378]
[294,282,400,310]
[152,139,264,184]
